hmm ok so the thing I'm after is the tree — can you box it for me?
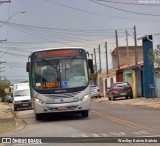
[148,46,160,77]
[0,79,10,101]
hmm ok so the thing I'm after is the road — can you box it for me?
[0,100,160,146]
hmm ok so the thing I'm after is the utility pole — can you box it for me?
[105,42,109,76]
[93,48,97,74]
[0,67,5,73]
[0,40,7,78]
[0,61,6,80]
[134,25,138,66]
[115,30,120,70]
[0,39,7,63]
[133,25,138,98]
[126,30,129,67]
[91,53,93,60]
[88,52,90,58]
[98,45,101,73]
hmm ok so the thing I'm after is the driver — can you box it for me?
[42,65,57,82]
[68,65,82,80]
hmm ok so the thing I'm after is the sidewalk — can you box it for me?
[92,96,160,109]
[0,102,18,134]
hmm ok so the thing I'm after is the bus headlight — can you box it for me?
[83,94,89,101]
[35,98,44,104]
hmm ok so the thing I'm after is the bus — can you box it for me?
[26,47,94,120]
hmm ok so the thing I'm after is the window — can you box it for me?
[15,89,30,97]
[32,58,88,90]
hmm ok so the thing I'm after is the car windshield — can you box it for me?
[115,83,129,87]
[15,89,30,96]
[32,58,89,90]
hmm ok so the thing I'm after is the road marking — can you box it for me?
[70,134,89,137]
[71,133,121,137]
[80,134,89,137]
[91,110,158,131]
[100,133,109,137]
[70,131,157,137]
[92,133,100,137]
[133,130,149,135]
[110,132,124,136]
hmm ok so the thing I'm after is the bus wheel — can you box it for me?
[81,110,89,117]
[35,113,41,120]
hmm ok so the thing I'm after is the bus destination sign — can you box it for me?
[31,49,86,60]
[41,49,76,57]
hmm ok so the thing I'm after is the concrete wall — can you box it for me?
[112,46,143,68]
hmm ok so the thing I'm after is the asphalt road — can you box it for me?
[1,100,160,146]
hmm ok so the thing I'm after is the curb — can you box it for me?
[0,103,26,134]
[92,97,160,109]
[0,103,17,134]
[8,104,27,132]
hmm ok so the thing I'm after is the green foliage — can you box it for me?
[148,48,160,66]
[148,47,160,77]
[0,79,10,101]
[90,73,97,80]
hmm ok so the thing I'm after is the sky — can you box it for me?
[0,0,160,83]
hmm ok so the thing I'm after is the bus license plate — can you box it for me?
[58,106,67,110]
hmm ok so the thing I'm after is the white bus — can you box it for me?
[26,47,94,120]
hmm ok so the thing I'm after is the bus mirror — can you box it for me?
[26,62,30,72]
[88,59,94,74]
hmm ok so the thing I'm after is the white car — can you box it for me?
[13,83,31,111]
[91,85,101,98]
[13,89,32,111]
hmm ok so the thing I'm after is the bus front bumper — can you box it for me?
[33,99,91,114]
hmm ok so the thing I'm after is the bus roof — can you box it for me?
[31,47,85,53]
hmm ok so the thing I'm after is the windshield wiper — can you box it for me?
[42,58,57,70]
[42,58,61,81]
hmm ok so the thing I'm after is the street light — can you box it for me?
[0,10,26,28]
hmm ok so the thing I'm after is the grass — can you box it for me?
[0,102,17,133]
[0,123,16,133]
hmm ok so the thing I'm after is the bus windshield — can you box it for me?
[32,58,89,90]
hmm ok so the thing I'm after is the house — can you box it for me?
[97,46,143,98]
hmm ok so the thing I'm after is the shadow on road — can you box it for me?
[37,112,89,122]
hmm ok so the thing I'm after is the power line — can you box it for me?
[1,21,120,46]
[94,0,160,6]
[44,0,160,21]
[90,0,160,17]
[0,21,127,32]
[0,51,28,57]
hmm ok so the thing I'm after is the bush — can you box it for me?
[0,79,10,102]
[0,89,6,102]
